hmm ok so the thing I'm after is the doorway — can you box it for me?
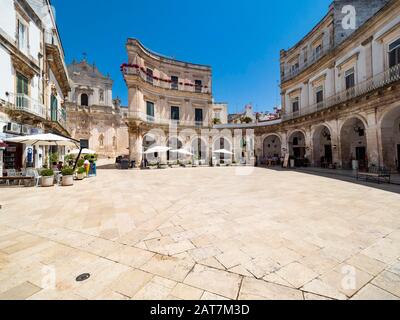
[324,145,333,164]
[356,147,366,169]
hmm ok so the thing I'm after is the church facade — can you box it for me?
[65,59,129,158]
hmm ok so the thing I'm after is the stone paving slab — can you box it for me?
[1,165,400,300]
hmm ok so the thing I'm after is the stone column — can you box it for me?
[305,127,313,161]
[365,109,380,167]
[129,123,143,168]
[281,131,288,156]
[327,119,340,167]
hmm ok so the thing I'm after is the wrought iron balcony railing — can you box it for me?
[6,93,47,119]
[282,64,400,121]
[121,64,211,94]
[281,44,333,82]
[130,111,209,127]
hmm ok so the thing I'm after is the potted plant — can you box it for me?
[61,167,74,186]
[41,169,54,187]
[76,167,86,180]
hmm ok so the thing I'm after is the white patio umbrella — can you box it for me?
[213,149,233,155]
[5,133,78,147]
[170,149,194,156]
[68,148,97,155]
[143,146,171,154]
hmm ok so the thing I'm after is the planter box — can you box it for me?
[41,176,54,187]
[76,173,85,180]
[62,175,74,187]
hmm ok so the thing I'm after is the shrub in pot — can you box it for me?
[61,167,74,186]
[76,167,86,180]
[41,169,54,187]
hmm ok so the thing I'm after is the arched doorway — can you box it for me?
[192,137,207,162]
[167,137,183,161]
[142,134,157,163]
[312,125,332,167]
[381,106,400,171]
[263,135,281,159]
[81,93,89,106]
[289,131,306,165]
[340,117,367,170]
[213,137,232,163]
[263,135,281,165]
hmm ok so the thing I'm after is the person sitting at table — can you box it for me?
[52,162,58,171]
[57,161,63,171]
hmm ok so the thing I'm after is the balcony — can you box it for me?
[130,111,208,128]
[122,64,211,94]
[44,31,71,96]
[50,107,67,130]
[5,93,46,119]
[282,44,333,83]
[282,64,400,121]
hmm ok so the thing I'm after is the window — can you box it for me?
[345,68,355,90]
[81,93,89,106]
[99,89,104,102]
[17,20,28,53]
[146,101,154,122]
[291,62,299,74]
[195,80,202,93]
[292,97,299,113]
[16,73,28,109]
[171,106,180,123]
[195,108,203,126]
[51,94,58,121]
[146,68,153,84]
[389,38,400,68]
[171,76,179,90]
[316,86,324,105]
[315,44,322,58]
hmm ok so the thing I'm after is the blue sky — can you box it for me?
[52,0,331,114]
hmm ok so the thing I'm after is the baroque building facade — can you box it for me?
[0,0,70,172]
[121,39,250,167]
[249,0,400,171]
[65,59,129,158]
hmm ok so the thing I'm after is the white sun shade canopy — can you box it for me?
[143,146,171,154]
[213,149,233,155]
[5,133,78,147]
[170,149,194,156]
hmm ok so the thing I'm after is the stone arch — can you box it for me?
[213,136,233,162]
[340,116,368,170]
[312,124,333,167]
[379,104,400,170]
[262,134,282,161]
[288,130,306,160]
[191,136,208,161]
[167,136,183,161]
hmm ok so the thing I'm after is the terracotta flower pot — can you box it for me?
[62,175,74,186]
[41,176,54,187]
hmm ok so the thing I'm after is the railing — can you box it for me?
[50,106,67,130]
[6,93,46,119]
[282,44,333,82]
[130,111,209,127]
[122,65,211,94]
[282,64,400,121]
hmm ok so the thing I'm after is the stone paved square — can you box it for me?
[1,164,400,300]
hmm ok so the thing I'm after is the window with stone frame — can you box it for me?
[345,68,355,90]
[292,97,300,113]
[17,19,28,54]
[171,76,179,90]
[315,86,324,105]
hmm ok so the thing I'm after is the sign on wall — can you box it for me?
[333,0,390,46]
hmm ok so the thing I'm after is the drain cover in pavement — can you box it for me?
[76,273,91,282]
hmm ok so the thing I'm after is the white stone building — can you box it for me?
[0,0,70,172]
